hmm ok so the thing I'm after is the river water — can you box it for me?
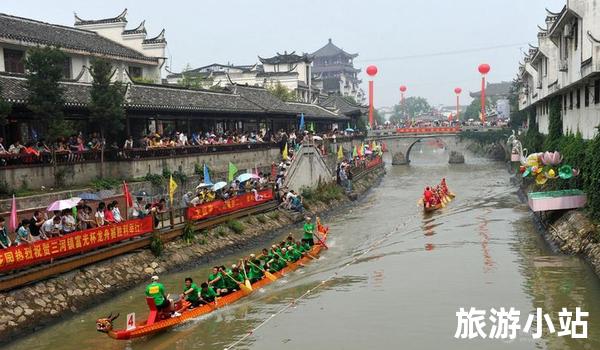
[9,145,600,350]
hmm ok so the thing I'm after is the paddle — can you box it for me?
[247,260,277,281]
[240,260,253,291]
[223,271,252,294]
[313,231,328,249]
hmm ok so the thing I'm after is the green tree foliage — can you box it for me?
[462,98,482,121]
[583,130,600,220]
[0,85,11,126]
[24,46,70,140]
[177,63,213,90]
[522,108,545,153]
[403,96,431,118]
[544,97,562,151]
[89,58,126,142]
[266,82,297,102]
[559,132,587,189]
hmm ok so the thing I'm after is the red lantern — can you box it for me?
[400,85,407,92]
[366,65,378,77]
[454,87,462,95]
[478,63,490,75]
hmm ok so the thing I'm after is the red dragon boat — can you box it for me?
[96,228,329,340]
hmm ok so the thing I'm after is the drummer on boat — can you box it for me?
[302,216,315,246]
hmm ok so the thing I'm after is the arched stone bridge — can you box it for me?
[366,127,464,165]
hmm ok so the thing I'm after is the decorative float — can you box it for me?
[516,149,586,212]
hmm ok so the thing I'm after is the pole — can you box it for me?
[368,80,374,128]
[481,76,486,125]
[456,94,460,121]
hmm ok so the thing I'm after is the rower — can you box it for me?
[423,187,433,207]
[199,282,217,305]
[267,254,285,273]
[247,254,263,283]
[302,216,315,247]
[181,277,201,309]
[223,266,245,293]
[208,266,225,295]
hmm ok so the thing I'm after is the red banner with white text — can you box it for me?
[0,216,153,272]
[186,189,274,221]
[366,156,383,169]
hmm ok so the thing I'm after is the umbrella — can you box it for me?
[312,135,323,141]
[78,192,101,201]
[364,149,373,155]
[237,173,260,183]
[47,197,81,212]
[212,181,227,191]
[345,128,354,132]
[196,182,212,189]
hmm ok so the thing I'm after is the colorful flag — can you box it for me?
[9,195,17,232]
[310,122,315,132]
[352,145,358,158]
[228,162,238,182]
[299,113,305,131]
[123,181,133,207]
[254,163,259,176]
[169,175,177,205]
[282,143,288,161]
[337,145,344,161]
[203,164,213,185]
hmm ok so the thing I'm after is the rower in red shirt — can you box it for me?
[423,187,433,207]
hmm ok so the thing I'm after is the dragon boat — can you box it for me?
[421,180,455,213]
[96,227,329,340]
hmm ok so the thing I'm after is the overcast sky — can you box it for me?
[3,0,565,107]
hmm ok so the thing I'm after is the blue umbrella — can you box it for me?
[237,173,260,183]
[212,181,227,191]
[345,128,355,132]
[78,192,101,201]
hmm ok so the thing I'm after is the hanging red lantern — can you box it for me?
[454,87,462,95]
[478,63,491,75]
[399,85,407,92]
[366,65,378,77]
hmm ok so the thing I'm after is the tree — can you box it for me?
[402,97,431,118]
[266,82,297,102]
[463,98,482,121]
[177,63,212,90]
[544,96,562,151]
[25,46,70,141]
[89,58,126,177]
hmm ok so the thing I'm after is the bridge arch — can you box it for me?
[405,137,448,164]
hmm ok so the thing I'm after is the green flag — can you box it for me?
[228,162,238,182]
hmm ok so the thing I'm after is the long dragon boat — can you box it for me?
[421,180,455,213]
[96,228,329,340]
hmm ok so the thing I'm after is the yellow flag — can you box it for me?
[282,143,288,161]
[337,145,344,160]
[169,175,177,205]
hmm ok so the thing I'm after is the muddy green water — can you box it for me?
[9,146,600,350]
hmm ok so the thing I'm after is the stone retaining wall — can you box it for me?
[0,165,385,344]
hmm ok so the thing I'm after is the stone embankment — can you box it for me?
[0,165,385,344]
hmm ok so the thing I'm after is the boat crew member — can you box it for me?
[181,277,201,308]
[145,276,174,313]
[199,282,217,304]
[423,187,433,207]
[208,267,225,295]
[223,267,244,293]
[247,254,263,283]
[267,255,286,273]
[302,216,315,246]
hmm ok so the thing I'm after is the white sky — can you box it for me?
[2,0,566,106]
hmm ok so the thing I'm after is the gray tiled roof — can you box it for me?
[469,81,512,98]
[231,85,295,113]
[74,9,128,26]
[0,74,91,106]
[285,102,349,121]
[258,51,313,65]
[0,13,158,63]
[319,95,365,115]
[312,39,358,58]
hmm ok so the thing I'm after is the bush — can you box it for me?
[182,222,195,243]
[257,215,267,224]
[216,226,227,237]
[270,211,280,220]
[145,173,164,188]
[150,233,164,257]
[584,132,600,220]
[91,177,120,190]
[226,220,244,234]
[172,170,187,185]
[303,182,344,204]
[459,129,512,145]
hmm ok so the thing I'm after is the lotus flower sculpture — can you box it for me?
[541,151,562,166]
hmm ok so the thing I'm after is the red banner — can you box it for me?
[186,189,274,221]
[0,216,153,272]
[395,127,460,134]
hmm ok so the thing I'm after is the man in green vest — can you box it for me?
[199,282,217,304]
[145,276,179,316]
[302,216,315,246]
[181,277,200,308]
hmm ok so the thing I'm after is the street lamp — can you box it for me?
[453,87,462,123]
[478,63,491,125]
[366,65,378,128]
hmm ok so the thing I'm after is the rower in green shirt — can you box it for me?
[247,254,263,283]
[302,216,315,246]
[208,266,226,294]
[267,255,285,273]
[223,266,244,293]
[199,282,218,304]
[181,277,200,308]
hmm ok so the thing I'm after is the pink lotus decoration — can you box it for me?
[541,151,562,166]
[572,168,580,177]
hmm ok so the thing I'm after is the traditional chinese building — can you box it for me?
[0,9,166,84]
[311,39,363,103]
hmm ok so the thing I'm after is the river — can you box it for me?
[9,145,600,350]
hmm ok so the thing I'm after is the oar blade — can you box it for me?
[245,279,253,291]
[240,283,253,295]
[265,271,277,281]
